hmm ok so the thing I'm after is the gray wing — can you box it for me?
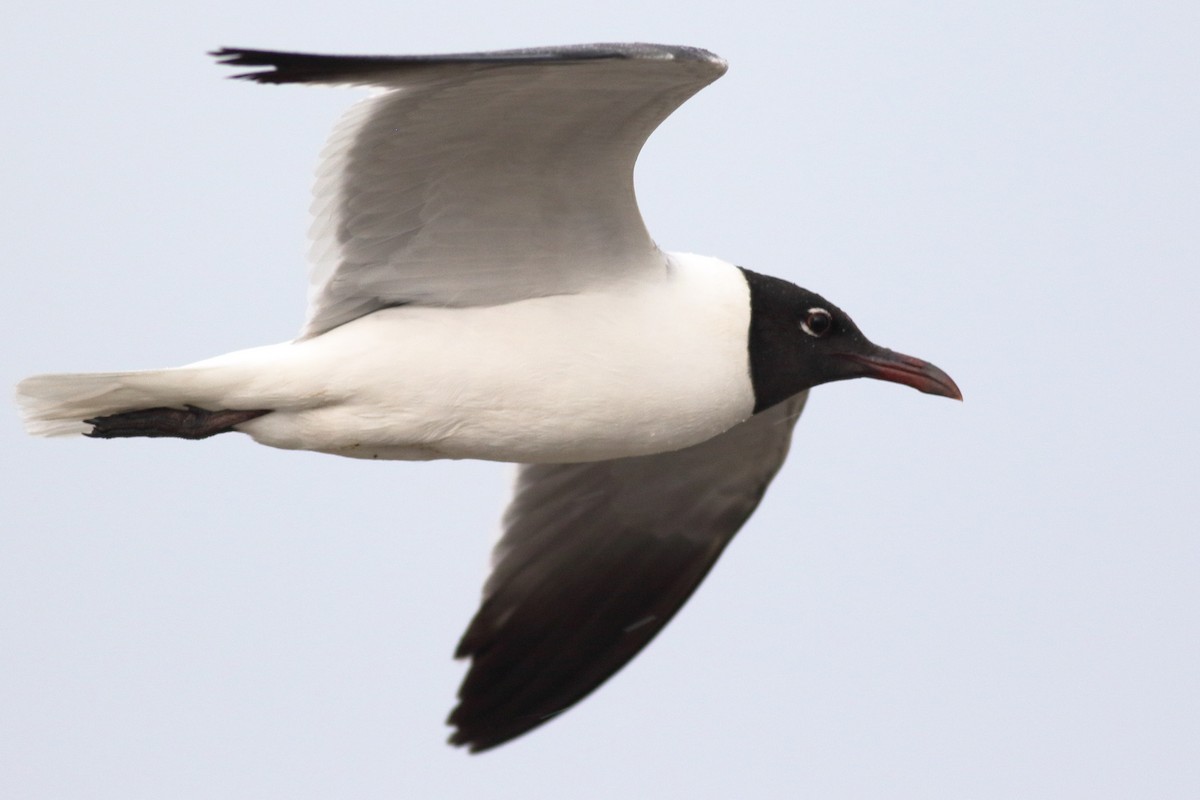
[448,393,808,752]
[212,45,728,336]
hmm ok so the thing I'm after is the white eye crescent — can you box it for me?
[801,308,833,338]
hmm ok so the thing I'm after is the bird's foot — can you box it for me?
[84,405,270,440]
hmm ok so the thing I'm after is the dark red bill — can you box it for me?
[837,349,962,400]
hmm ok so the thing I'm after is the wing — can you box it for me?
[211,44,728,336]
[448,393,808,752]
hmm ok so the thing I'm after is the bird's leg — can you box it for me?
[84,405,271,440]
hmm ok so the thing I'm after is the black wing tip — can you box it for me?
[446,626,580,753]
[445,710,508,754]
[446,706,559,754]
[445,656,545,753]
[209,43,726,85]
[209,47,282,83]
[446,726,502,754]
[447,733,499,755]
[209,47,350,84]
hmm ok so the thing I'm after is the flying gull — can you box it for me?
[16,43,961,752]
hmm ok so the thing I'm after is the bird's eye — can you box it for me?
[801,308,833,338]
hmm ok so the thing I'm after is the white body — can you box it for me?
[18,254,756,463]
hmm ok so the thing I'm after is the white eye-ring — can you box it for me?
[801,307,834,338]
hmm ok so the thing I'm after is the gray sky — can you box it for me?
[3,2,1197,797]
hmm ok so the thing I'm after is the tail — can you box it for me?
[17,368,228,437]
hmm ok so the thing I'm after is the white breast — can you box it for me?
[211,253,755,463]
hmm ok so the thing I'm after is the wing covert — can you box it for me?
[213,45,728,336]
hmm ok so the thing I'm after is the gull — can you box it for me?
[16,43,961,752]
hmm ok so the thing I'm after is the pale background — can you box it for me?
[3,2,1197,797]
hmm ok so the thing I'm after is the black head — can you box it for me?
[740,268,961,413]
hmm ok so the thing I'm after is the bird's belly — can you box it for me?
[236,265,756,463]
[293,396,750,464]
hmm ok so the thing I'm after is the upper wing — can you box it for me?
[448,393,808,752]
[212,44,728,336]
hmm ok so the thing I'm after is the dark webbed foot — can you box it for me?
[84,405,271,440]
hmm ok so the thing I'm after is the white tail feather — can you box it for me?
[17,341,303,438]
[17,369,223,437]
